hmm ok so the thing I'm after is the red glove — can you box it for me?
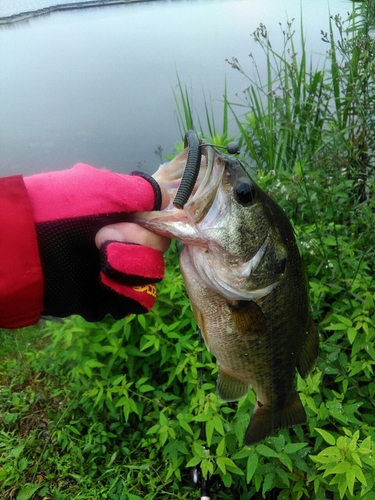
[0,163,164,328]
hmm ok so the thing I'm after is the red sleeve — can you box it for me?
[0,175,43,328]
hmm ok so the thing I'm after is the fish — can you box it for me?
[133,144,319,445]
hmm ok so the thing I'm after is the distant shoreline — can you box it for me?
[0,0,154,25]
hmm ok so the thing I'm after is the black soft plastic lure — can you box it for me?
[173,130,201,209]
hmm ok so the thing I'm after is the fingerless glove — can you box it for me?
[0,163,165,328]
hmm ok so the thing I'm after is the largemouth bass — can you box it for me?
[134,144,319,445]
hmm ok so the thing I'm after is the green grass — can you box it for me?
[1,2,375,499]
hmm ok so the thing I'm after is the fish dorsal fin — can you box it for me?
[217,368,249,402]
[296,315,319,379]
[226,299,267,337]
[244,390,306,446]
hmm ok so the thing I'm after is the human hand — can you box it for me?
[95,181,171,249]
[24,163,170,321]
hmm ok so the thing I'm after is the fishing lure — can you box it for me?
[173,130,239,209]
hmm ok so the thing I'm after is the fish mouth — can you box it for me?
[133,143,225,243]
[183,144,225,223]
[155,143,223,216]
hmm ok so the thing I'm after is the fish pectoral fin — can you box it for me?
[296,315,319,379]
[217,369,249,402]
[244,391,306,446]
[226,299,267,336]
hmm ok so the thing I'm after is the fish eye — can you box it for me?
[235,182,256,205]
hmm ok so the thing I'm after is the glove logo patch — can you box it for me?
[132,284,157,298]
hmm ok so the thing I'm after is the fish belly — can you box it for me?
[180,247,276,402]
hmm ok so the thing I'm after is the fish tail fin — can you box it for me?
[244,391,306,446]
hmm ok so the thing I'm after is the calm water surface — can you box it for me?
[1,0,351,176]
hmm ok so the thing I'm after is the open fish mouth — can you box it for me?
[134,142,226,245]
[153,141,224,220]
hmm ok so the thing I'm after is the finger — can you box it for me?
[95,222,170,253]
[160,186,172,209]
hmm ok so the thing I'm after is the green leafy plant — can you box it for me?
[310,428,375,499]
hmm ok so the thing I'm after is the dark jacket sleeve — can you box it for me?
[0,175,43,328]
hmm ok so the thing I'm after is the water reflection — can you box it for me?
[0,0,350,176]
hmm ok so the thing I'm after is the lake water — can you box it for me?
[0,0,352,177]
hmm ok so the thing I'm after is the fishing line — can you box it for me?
[174,131,240,498]
[174,132,240,498]
[204,141,239,155]
[190,327,211,500]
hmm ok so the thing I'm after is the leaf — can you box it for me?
[135,376,149,388]
[262,473,275,496]
[347,327,357,344]
[146,424,160,435]
[205,419,214,447]
[276,466,290,487]
[201,458,214,478]
[216,456,243,477]
[121,398,130,421]
[325,461,350,475]
[17,484,41,500]
[315,428,336,445]
[232,448,252,460]
[194,413,212,422]
[352,463,367,485]
[336,472,348,499]
[159,430,168,447]
[12,444,25,459]
[220,457,243,475]
[256,444,279,458]
[137,315,146,329]
[246,452,258,483]
[351,452,362,467]
[159,412,168,427]
[216,456,227,475]
[186,456,202,468]
[334,314,352,327]
[359,436,372,453]
[85,359,104,368]
[112,375,126,386]
[221,472,233,488]
[12,395,20,406]
[346,465,356,496]
[138,385,155,393]
[278,451,293,471]
[193,442,206,458]
[325,324,347,331]
[127,494,143,500]
[216,438,226,457]
[284,442,308,454]
[109,452,117,466]
[178,419,193,435]
[140,339,155,352]
[18,457,28,472]
[213,415,225,436]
